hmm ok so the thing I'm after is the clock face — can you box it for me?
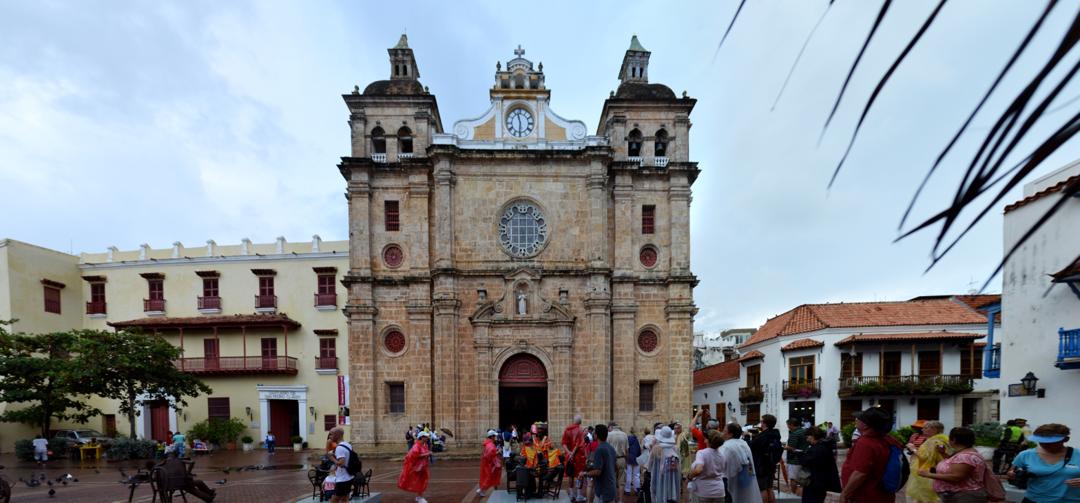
[505,108,534,138]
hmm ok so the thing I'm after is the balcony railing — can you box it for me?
[86,300,107,315]
[1057,327,1080,369]
[255,294,277,309]
[316,356,338,370]
[628,156,643,167]
[782,378,822,399]
[143,298,166,312]
[985,344,1001,377]
[739,384,764,403]
[838,375,974,397]
[197,296,221,310]
[654,156,669,168]
[314,293,338,308]
[371,153,387,163]
[398,152,414,159]
[175,356,298,375]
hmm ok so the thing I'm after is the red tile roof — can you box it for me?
[741,298,989,348]
[951,294,1001,312]
[1004,174,1080,213]
[693,360,740,387]
[833,331,984,346]
[738,350,765,362]
[109,313,301,330]
[780,338,825,352]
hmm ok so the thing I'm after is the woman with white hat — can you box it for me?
[398,430,432,503]
[477,429,503,497]
[648,425,682,503]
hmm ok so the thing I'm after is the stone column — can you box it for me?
[584,282,612,421]
[346,305,378,450]
[665,301,696,423]
[407,303,434,431]
[432,298,460,436]
[432,159,454,270]
[668,176,691,274]
[613,173,634,273]
[347,174,372,276]
[553,323,574,430]
[587,158,608,269]
[611,301,638,426]
[349,111,366,157]
[473,321,494,436]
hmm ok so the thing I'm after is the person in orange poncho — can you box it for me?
[477,429,503,497]
[398,430,432,503]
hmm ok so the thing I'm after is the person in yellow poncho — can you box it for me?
[905,420,949,503]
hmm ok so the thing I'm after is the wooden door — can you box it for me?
[204,339,219,370]
[261,338,277,369]
[149,401,170,442]
[268,400,297,443]
[715,403,726,426]
[103,414,117,437]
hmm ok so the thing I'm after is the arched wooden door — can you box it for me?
[498,353,548,431]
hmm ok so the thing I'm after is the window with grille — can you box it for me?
[202,277,219,297]
[919,351,941,376]
[317,275,335,295]
[324,415,337,432]
[385,200,400,231]
[788,355,815,382]
[43,285,61,314]
[639,381,656,412]
[841,353,863,378]
[259,276,274,297]
[642,205,655,234]
[208,397,230,422]
[148,279,164,301]
[319,338,336,359]
[388,383,405,414]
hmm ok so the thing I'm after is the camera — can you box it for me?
[1010,467,1031,489]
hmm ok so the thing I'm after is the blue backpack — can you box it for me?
[880,443,910,493]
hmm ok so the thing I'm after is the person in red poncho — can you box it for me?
[477,429,503,497]
[562,414,588,502]
[398,430,432,503]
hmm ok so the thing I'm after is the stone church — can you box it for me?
[339,34,698,451]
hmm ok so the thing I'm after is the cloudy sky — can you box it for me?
[2,1,1078,331]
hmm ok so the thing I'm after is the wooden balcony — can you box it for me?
[86,300,107,315]
[255,295,277,310]
[197,296,221,310]
[1057,327,1080,370]
[838,375,973,397]
[782,378,822,399]
[314,293,337,308]
[143,298,166,312]
[315,356,338,370]
[175,356,298,376]
[739,384,764,403]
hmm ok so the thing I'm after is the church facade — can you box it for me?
[340,35,699,451]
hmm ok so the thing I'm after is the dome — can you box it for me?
[363,79,426,96]
[614,82,676,100]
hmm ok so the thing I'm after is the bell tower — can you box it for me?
[618,35,650,84]
[388,34,420,80]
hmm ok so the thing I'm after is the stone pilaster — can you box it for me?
[345,304,378,450]
[668,178,691,274]
[347,174,372,276]
[432,159,454,270]
[584,279,612,421]
[665,301,696,422]
[611,301,638,426]
[432,297,460,433]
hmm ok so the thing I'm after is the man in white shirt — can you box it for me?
[329,427,354,503]
[32,434,48,464]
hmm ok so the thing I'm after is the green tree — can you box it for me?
[0,322,100,437]
[73,329,212,439]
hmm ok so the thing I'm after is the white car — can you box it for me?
[52,429,107,445]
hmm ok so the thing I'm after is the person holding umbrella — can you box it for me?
[398,430,432,503]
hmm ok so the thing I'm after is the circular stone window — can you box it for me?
[498,200,549,258]
[638,329,659,353]
[639,245,658,268]
[383,244,404,269]
[384,330,406,354]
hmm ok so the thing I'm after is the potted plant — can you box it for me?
[241,435,254,452]
[290,435,304,451]
[211,418,247,451]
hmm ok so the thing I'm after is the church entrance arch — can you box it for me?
[498,353,548,432]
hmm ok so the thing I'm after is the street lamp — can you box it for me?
[1021,372,1039,393]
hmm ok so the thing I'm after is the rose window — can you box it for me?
[638,329,659,353]
[640,246,658,268]
[498,201,548,258]
[384,330,406,354]
[383,244,404,268]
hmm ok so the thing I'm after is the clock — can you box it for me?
[505,108,534,138]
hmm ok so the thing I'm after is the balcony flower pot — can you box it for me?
[291,435,304,452]
[225,441,237,451]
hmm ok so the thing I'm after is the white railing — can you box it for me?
[628,156,643,166]
[371,153,387,163]
[654,157,669,168]
[398,153,414,159]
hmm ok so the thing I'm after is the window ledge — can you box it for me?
[255,307,277,314]
[144,310,166,317]
[198,308,223,315]
[315,368,338,375]
[315,305,337,312]
[87,313,107,319]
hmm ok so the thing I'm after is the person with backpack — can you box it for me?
[398,430,432,503]
[648,426,682,503]
[328,427,362,503]
[801,427,841,503]
[917,427,990,503]
[839,407,905,503]
[626,428,642,496]
[1007,423,1080,503]
[750,414,783,503]
[721,422,763,503]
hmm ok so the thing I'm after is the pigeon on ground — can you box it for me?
[215,479,227,485]
[48,488,55,497]
[46,480,53,487]
[61,480,67,486]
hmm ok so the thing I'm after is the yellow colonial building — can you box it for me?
[0,237,351,451]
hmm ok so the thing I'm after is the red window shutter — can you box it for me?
[388,383,405,413]
[259,277,274,296]
[43,286,61,314]
[385,200,400,231]
[207,398,230,422]
[148,279,164,300]
[90,283,106,303]
[261,338,277,357]
[324,415,337,432]
[319,338,336,359]
[203,278,219,297]
[317,275,335,295]
[204,339,219,359]
[642,205,655,234]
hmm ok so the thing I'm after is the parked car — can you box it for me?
[52,429,108,446]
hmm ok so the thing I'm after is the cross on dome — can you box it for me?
[514,45,525,57]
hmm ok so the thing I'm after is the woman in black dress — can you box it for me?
[799,427,841,503]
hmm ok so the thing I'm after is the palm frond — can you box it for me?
[820,0,893,142]
[712,0,747,63]
[771,4,833,111]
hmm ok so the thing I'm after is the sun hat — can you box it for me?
[656,426,676,447]
[1029,433,1066,443]
[911,419,927,429]
[487,429,498,438]
[417,431,430,439]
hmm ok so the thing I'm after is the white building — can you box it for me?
[734,296,1001,431]
[694,328,755,369]
[999,161,1080,428]
[693,360,741,426]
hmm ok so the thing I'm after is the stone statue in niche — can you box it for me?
[517,291,527,315]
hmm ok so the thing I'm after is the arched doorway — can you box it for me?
[499,353,548,432]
